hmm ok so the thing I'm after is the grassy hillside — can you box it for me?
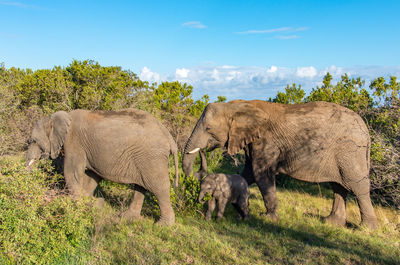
[1,157,399,264]
[88,188,400,265]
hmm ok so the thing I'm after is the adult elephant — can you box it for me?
[182,100,378,229]
[26,108,179,225]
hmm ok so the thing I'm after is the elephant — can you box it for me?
[193,149,208,180]
[182,100,378,229]
[199,173,250,221]
[26,108,179,225]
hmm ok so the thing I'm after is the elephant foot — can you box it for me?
[260,212,278,222]
[237,214,250,221]
[324,214,346,227]
[95,197,105,208]
[120,210,142,221]
[156,215,175,226]
[205,215,212,221]
[361,217,379,230]
[216,216,225,222]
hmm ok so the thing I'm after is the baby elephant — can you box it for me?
[198,173,250,221]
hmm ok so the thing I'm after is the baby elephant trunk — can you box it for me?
[198,191,206,203]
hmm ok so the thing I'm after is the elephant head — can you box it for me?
[182,101,266,177]
[26,111,71,168]
[198,176,217,203]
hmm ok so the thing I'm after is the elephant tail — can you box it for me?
[168,135,179,190]
[173,148,179,190]
[366,137,371,173]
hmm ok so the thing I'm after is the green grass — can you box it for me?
[85,186,400,265]
[1,157,400,264]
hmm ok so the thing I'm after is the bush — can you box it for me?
[0,158,96,263]
[0,82,43,155]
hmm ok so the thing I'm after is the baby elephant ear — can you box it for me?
[49,111,71,159]
[227,103,265,155]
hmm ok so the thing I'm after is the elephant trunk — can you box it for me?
[25,143,41,169]
[197,150,208,179]
[182,122,209,178]
[182,147,208,180]
[198,191,206,203]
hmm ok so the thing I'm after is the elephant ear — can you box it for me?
[227,103,266,155]
[49,111,71,159]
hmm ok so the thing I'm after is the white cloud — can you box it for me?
[0,1,45,10]
[221,65,235,69]
[275,35,300,40]
[296,66,318,78]
[175,68,190,78]
[293,27,309,32]
[182,21,207,29]
[267,66,278,73]
[237,27,291,34]
[139,67,160,83]
[0,1,30,8]
[237,26,308,35]
[138,65,400,101]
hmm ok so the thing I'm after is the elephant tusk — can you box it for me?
[188,147,200,154]
[28,159,35,166]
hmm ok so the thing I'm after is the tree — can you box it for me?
[307,73,372,112]
[151,81,209,148]
[271,83,305,104]
[215,96,227,103]
[370,76,400,107]
[66,59,137,110]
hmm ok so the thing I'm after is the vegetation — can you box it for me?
[1,60,399,264]
[1,158,399,264]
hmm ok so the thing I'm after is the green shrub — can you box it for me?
[0,158,96,264]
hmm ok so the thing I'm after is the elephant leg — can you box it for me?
[349,178,378,229]
[237,196,250,219]
[64,152,99,198]
[241,148,255,185]
[256,174,278,221]
[336,148,378,229]
[232,203,244,219]
[338,156,378,229]
[84,170,104,207]
[121,185,146,220]
[145,172,175,225]
[155,189,175,225]
[216,198,228,220]
[84,170,102,195]
[206,198,216,220]
[325,182,348,226]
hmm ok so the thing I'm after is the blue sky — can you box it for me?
[1,0,400,100]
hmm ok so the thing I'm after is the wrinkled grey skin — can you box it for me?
[199,173,249,220]
[183,100,378,229]
[193,150,208,180]
[26,109,179,225]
